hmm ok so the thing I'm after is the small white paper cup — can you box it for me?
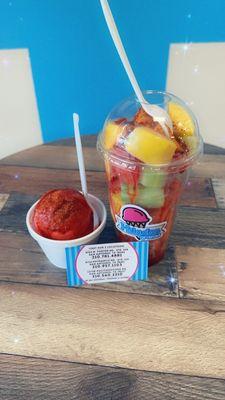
[26,194,107,269]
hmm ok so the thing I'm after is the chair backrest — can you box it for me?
[166,42,225,149]
[0,48,42,160]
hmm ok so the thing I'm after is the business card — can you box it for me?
[65,241,149,286]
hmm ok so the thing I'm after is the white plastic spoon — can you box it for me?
[100,0,172,135]
[73,113,99,229]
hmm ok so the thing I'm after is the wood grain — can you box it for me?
[1,282,225,379]
[191,155,225,179]
[0,165,217,208]
[0,232,67,285]
[0,168,224,303]
[176,246,225,301]
[212,179,225,209]
[1,138,225,395]
[0,231,178,297]
[19,136,225,155]
[1,353,225,400]
[1,145,225,179]
[0,145,104,171]
[2,194,224,249]
[48,135,97,147]
[180,177,216,208]
[0,165,105,197]
[171,206,225,249]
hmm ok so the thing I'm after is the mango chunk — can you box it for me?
[168,102,194,137]
[111,192,122,215]
[103,122,123,150]
[125,127,177,164]
[104,159,111,178]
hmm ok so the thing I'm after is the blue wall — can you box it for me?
[0,0,225,142]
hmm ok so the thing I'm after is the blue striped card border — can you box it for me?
[65,241,149,286]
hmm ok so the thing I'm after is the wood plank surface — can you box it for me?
[1,145,225,179]
[212,179,225,209]
[172,206,225,249]
[2,191,224,249]
[0,173,224,300]
[180,177,216,208]
[1,138,225,397]
[0,232,178,298]
[1,353,225,400]
[0,165,104,197]
[0,145,104,171]
[176,246,225,301]
[0,165,217,208]
[1,282,225,379]
[190,155,225,179]
[44,137,225,155]
[48,135,97,147]
[1,187,224,299]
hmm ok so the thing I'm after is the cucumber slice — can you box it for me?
[136,186,165,208]
[121,184,134,203]
[140,169,166,188]
[121,184,130,204]
[121,183,165,208]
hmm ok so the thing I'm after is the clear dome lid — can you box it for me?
[97,90,203,172]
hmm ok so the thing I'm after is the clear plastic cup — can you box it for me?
[97,91,203,266]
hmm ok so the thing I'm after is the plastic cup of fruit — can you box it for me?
[97,90,203,266]
[26,194,107,269]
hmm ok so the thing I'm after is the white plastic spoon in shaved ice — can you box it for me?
[73,113,99,229]
[100,0,172,136]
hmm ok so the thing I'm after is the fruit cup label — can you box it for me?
[65,241,149,286]
[116,205,167,241]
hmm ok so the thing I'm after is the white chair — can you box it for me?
[0,49,42,159]
[166,42,225,149]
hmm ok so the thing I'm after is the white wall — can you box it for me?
[167,42,225,149]
[0,49,42,159]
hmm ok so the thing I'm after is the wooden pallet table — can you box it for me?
[0,137,225,399]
